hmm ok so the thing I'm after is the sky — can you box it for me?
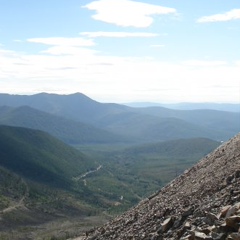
[0,0,240,103]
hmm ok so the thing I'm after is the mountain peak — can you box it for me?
[83,133,240,239]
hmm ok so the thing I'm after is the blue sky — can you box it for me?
[0,0,239,103]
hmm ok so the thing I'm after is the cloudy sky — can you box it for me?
[0,0,239,103]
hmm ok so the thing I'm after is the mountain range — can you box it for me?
[0,92,239,143]
[0,105,127,144]
[126,102,240,112]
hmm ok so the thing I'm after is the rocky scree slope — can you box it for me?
[83,133,240,239]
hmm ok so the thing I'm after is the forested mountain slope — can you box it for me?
[0,105,128,144]
[0,125,97,187]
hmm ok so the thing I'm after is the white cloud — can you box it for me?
[27,37,97,56]
[81,31,159,38]
[83,0,176,28]
[182,60,227,67]
[197,9,240,23]
[41,46,98,56]
[27,37,95,47]
[0,43,239,103]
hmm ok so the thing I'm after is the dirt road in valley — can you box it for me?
[73,165,102,181]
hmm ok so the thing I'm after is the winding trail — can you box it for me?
[73,165,102,181]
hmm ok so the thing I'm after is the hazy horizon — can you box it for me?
[1,91,240,105]
[0,0,239,103]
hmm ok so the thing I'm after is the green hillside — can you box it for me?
[123,137,221,158]
[0,125,141,208]
[0,125,105,238]
[0,125,99,187]
[78,138,220,199]
[0,126,142,238]
[119,138,220,186]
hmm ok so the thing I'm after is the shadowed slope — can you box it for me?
[0,125,97,187]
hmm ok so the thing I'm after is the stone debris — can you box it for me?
[81,133,240,239]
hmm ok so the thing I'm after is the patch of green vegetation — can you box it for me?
[78,138,220,203]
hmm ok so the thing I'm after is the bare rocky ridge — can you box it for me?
[82,133,240,239]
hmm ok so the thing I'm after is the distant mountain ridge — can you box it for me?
[125,102,240,112]
[0,92,239,142]
[0,105,128,144]
[0,92,129,124]
[134,107,240,138]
